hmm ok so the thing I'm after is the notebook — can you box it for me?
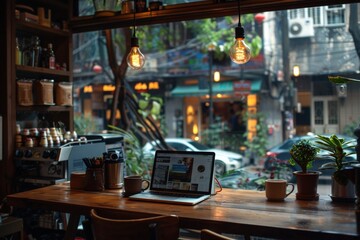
[129,150,215,205]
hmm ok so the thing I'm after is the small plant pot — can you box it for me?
[331,175,355,200]
[293,171,321,201]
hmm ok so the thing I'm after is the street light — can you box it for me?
[214,71,220,82]
[208,43,216,127]
[293,65,300,77]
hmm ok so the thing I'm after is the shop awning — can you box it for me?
[170,79,262,97]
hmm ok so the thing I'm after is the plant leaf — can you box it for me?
[328,75,360,84]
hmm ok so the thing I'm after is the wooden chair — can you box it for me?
[200,229,235,240]
[89,209,180,240]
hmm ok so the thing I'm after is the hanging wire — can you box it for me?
[132,9,136,37]
[237,0,242,27]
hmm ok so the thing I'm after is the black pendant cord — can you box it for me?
[237,0,241,27]
[132,10,136,37]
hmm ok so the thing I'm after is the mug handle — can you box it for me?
[285,183,295,197]
[142,180,150,191]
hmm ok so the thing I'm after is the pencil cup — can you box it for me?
[84,168,105,191]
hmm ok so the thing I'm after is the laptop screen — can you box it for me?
[150,150,215,195]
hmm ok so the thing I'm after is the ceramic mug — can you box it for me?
[265,179,294,201]
[124,175,150,196]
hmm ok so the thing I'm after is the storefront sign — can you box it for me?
[233,80,251,96]
[134,82,160,92]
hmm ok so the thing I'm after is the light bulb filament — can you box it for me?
[130,48,141,68]
[127,45,145,70]
[230,38,251,64]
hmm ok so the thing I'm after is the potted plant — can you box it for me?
[289,139,320,200]
[315,134,357,200]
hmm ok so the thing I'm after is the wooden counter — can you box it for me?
[7,183,360,240]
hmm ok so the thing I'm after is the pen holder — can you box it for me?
[84,167,104,191]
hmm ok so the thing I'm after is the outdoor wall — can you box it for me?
[339,83,360,135]
[259,93,283,148]
[165,97,184,138]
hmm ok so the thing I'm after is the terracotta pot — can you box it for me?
[293,171,321,201]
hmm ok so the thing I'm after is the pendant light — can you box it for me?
[229,0,251,64]
[127,11,145,70]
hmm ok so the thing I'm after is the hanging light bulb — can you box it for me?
[127,35,145,70]
[127,11,145,70]
[229,0,251,64]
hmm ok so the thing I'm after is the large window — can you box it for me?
[74,2,360,193]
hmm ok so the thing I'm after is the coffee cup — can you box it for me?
[123,175,150,196]
[265,179,294,201]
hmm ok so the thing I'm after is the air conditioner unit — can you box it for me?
[289,18,314,38]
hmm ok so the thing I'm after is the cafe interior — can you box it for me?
[1,0,360,239]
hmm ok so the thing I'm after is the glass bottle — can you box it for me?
[41,47,48,68]
[22,37,31,66]
[47,43,55,70]
[31,36,41,67]
[15,37,22,65]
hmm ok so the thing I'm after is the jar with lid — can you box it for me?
[17,79,34,106]
[34,79,54,105]
[55,82,73,106]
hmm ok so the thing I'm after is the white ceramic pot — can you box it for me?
[331,176,355,199]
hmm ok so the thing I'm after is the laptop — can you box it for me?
[129,150,215,205]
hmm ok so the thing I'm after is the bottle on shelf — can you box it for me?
[31,36,42,67]
[41,47,48,68]
[22,37,32,66]
[47,43,56,70]
[15,37,22,65]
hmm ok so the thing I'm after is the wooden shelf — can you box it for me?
[16,0,68,12]
[16,65,71,77]
[16,20,70,37]
[17,105,72,112]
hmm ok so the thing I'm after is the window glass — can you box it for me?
[326,5,345,25]
[73,3,360,194]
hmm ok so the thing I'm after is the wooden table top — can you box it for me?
[6,183,360,240]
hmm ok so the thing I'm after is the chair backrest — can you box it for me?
[201,229,235,240]
[90,209,179,240]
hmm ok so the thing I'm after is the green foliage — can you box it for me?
[243,112,268,160]
[289,139,319,173]
[134,92,167,137]
[186,15,262,60]
[264,158,294,181]
[137,93,163,120]
[343,119,360,137]
[315,135,356,172]
[201,116,229,148]
[315,134,357,185]
[74,114,99,135]
[108,125,153,179]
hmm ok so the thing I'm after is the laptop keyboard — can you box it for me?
[152,192,201,199]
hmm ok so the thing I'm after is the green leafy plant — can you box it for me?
[315,134,357,184]
[74,114,99,135]
[108,125,153,179]
[243,112,268,162]
[289,139,319,173]
[264,157,294,182]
